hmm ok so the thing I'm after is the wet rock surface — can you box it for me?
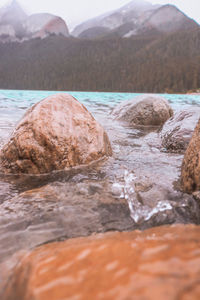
[122,172,199,225]
[0,162,199,264]
[182,119,200,193]
[112,94,173,127]
[2,224,200,300]
[160,108,200,153]
[0,94,112,174]
[0,180,133,262]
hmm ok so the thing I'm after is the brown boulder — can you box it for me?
[2,224,200,300]
[181,119,200,193]
[0,94,112,174]
[112,94,173,127]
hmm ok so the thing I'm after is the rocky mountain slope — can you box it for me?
[0,0,69,42]
[0,0,198,41]
[72,0,199,38]
[22,13,69,39]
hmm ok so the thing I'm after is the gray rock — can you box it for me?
[160,108,200,153]
[112,94,173,127]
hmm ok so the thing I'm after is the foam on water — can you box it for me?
[112,170,173,223]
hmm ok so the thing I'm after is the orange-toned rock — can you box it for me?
[0,94,112,174]
[181,119,200,192]
[2,224,200,300]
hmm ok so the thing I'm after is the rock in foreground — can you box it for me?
[2,225,200,300]
[0,178,199,263]
[161,108,200,153]
[112,95,173,127]
[0,94,112,174]
[182,119,200,192]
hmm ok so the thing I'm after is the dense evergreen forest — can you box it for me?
[0,28,199,93]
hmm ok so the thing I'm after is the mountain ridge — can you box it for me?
[0,0,199,41]
[0,0,69,42]
[72,0,199,38]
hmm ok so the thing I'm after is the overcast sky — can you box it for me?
[0,0,199,29]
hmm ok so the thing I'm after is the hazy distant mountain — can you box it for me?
[138,5,199,34]
[72,0,199,38]
[0,0,198,42]
[0,0,27,40]
[0,0,27,25]
[23,13,69,39]
[0,0,69,42]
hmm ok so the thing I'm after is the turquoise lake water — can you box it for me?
[1,89,200,110]
[0,89,199,136]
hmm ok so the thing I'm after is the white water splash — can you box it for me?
[112,170,173,223]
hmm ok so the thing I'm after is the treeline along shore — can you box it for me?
[0,28,199,93]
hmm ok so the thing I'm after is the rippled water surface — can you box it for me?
[0,90,200,264]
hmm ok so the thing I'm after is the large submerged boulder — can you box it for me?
[0,94,112,174]
[112,94,173,126]
[2,225,200,300]
[160,108,200,153]
[181,119,200,193]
